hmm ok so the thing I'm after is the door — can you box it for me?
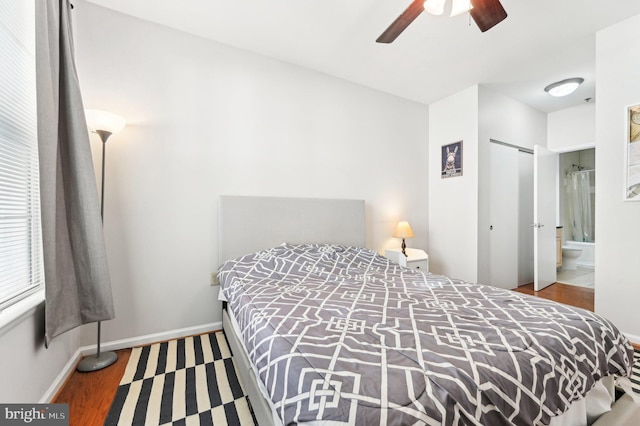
[533,145,557,291]
[489,143,519,289]
[518,151,534,285]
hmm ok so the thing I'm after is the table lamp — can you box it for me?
[393,221,414,257]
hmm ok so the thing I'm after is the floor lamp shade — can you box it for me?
[76,109,125,373]
[85,109,126,137]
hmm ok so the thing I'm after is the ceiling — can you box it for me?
[84,0,640,113]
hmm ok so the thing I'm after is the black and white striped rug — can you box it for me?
[104,331,256,425]
[632,349,640,395]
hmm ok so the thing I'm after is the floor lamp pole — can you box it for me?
[77,131,118,372]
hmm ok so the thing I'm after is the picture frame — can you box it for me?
[441,141,463,179]
[626,105,640,200]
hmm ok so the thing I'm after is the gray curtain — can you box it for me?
[36,0,115,346]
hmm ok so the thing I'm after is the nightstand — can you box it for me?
[385,248,429,271]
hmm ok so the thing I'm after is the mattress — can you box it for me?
[218,244,634,425]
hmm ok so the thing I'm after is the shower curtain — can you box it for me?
[567,171,593,242]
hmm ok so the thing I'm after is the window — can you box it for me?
[0,0,44,312]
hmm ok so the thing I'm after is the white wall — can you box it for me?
[478,87,548,152]
[548,103,595,151]
[477,87,547,286]
[428,86,546,284]
[548,104,595,235]
[595,14,640,341]
[0,307,82,402]
[428,86,478,281]
[72,2,429,344]
[429,86,547,285]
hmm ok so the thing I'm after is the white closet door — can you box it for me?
[489,143,519,289]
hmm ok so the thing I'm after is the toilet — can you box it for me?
[561,246,582,270]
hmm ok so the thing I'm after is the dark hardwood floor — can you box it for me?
[52,282,634,426]
[513,282,594,311]
[513,284,640,354]
[53,349,131,426]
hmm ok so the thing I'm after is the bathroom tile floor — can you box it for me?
[556,266,595,288]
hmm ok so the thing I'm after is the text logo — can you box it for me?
[0,404,68,425]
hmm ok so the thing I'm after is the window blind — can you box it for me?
[0,0,44,311]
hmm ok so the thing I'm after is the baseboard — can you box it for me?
[80,321,223,356]
[40,321,222,403]
[40,347,84,403]
[624,332,640,350]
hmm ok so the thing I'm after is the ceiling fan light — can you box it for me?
[424,0,445,16]
[450,0,473,17]
[544,78,584,97]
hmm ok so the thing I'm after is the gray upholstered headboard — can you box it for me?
[218,196,365,262]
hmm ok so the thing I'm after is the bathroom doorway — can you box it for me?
[556,148,595,288]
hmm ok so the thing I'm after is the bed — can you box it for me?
[217,196,636,426]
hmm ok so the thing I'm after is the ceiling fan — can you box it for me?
[376,0,507,43]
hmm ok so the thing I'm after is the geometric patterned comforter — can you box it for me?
[218,244,634,426]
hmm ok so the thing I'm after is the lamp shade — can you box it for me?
[85,109,126,135]
[393,221,415,239]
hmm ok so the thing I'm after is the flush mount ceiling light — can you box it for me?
[544,78,584,97]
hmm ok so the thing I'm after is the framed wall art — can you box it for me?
[626,105,640,200]
[441,141,463,178]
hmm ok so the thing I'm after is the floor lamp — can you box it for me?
[77,109,126,372]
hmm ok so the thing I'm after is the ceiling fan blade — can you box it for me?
[469,0,507,32]
[376,0,425,44]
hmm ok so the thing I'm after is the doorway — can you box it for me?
[486,143,595,291]
[556,148,596,289]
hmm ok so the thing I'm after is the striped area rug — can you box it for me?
[632,350,640,395]
[104,331,256,426]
